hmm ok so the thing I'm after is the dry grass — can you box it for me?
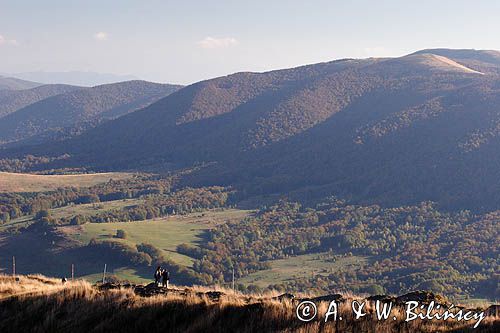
[0,274,90,300]
[0,172,133,193]
[0,274,498,333]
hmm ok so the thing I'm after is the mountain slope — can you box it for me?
[0,75,42,90]
[47,59,380,163]
[0,80,182,144]
[0,84,81,119]
[8,49,500,210]
[412,48,500,74]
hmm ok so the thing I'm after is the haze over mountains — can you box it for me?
[0,75,42,91]
[2,71,139,87]
[3,49,500,210]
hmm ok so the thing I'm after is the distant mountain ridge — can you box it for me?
[0,80,182,145]
[0,84,81,119]
[0,75,42,91]
[3,71,139,87]
[6,49,500,210]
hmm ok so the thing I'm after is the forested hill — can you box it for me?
[6,49,500,210]
[0,84,81,119]
[0,80,182,145]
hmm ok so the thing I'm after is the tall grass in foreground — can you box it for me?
[0,274,498,332]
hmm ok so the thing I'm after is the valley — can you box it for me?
[3,2,500,331]
[0,49,499,305]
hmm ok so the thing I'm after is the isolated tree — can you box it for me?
[35,209,55,226]
[70,215,85,225]
[115,229,128,239]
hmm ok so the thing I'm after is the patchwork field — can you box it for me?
[0,171,134,193]
[0,209,253,283]
[1,198,144,232]
[62,209,252,268]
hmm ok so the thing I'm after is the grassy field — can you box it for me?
[1,198,144,232]
[0,171,133,193]
[239,252,373,288]
[0,208,252,283]
[63,209,252,268]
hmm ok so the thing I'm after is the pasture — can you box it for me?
[0,171,133,193]
[64,209,252,267]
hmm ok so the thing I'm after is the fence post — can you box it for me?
[102,264,107,283]
[232,267,235,293]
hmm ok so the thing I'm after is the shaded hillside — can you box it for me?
[43,58,381,164]
[0,84,81,118]
[0,75,41,90]
[7,49,500,210]
[0,81,182,144]
[199,76,500,210]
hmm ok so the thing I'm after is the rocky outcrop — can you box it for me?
[272,293,295,301]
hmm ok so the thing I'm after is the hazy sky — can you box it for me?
[1,0,500,84]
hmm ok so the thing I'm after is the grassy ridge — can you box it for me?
[0,274,497,333]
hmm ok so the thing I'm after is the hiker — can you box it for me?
[154,266,162,286]
[162,269,170,289]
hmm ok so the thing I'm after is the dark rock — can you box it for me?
[134,283,166,297]
[132,284,188,298]
[98,282,120,290]
[205,291,225,301]
[485,305,500,317]
[273,293,295,302]
[310,294,344,303]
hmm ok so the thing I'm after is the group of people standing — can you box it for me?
[154,266,170,288]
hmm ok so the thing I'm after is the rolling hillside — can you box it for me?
[0,81,182,144]
[0,84,81,119]
[7,49,500,210]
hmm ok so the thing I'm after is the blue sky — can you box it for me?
[1,0,500,84]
